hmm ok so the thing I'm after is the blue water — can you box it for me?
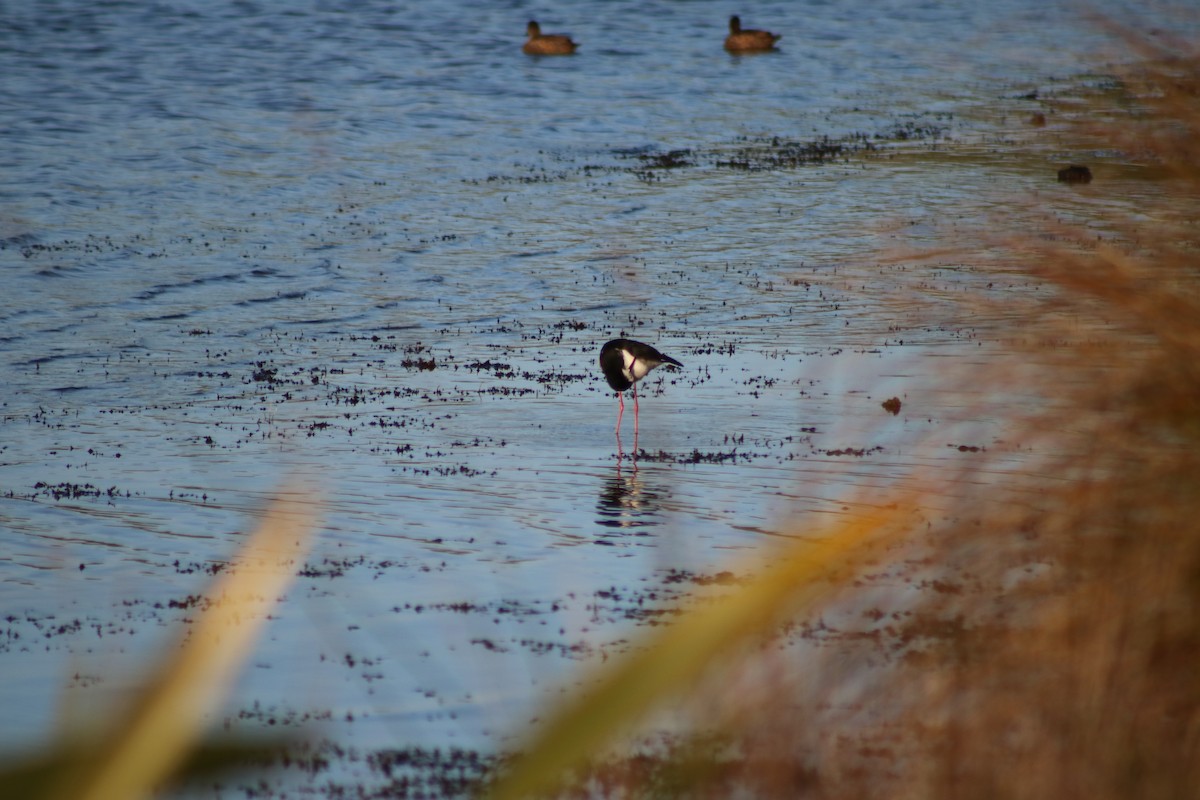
[0,0,1182,792]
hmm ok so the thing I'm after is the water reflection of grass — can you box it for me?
[487,32,1200,800]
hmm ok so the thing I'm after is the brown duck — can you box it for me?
[523,20,578,55]
[724,15,780,53]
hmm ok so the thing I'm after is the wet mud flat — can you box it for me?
[5,552,748,798]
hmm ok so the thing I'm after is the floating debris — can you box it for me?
[1057,164,1093,183]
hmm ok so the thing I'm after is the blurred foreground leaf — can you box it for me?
[488,504,912,799]
[0,737,295,799]
[3,484,321,800]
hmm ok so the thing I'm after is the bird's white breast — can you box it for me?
[623,350,651,382]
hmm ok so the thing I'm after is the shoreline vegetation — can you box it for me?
[5,22,1198,800]
[487,30,1200,799]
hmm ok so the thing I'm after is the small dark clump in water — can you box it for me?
[1057,164,1092,183]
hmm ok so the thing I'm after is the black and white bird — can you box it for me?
[598,339,683,434]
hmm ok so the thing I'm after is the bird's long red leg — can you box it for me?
[633,383,640,435]
[615,392,624,434]
[632,411,639,464]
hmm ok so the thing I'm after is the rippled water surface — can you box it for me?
[0,0,1184,791]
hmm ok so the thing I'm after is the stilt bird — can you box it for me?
[599,339,683,435]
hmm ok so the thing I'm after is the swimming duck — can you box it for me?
[724,15,780,53]
[523,20,578,55]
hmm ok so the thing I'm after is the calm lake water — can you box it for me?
[0,0,1185,793]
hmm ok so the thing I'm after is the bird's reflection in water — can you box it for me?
[615,428,635,463]
[596,445,668,532]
